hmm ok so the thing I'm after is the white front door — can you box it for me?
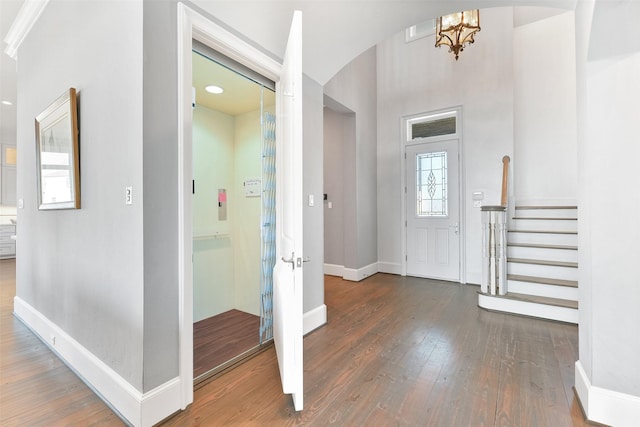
[406,140,460,281]
[273,10,304,411]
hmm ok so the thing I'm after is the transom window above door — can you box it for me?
[406,110,458,141]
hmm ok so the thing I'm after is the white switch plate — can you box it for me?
[125,186,133,205]
[308,194,314,207]
[328,201,333,209]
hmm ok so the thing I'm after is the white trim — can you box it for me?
[140,378,182,427]
[303,304,327,335]
[575,361,640,427]
[13,297,182,427]
[3,0,50,59]
[477,293,578,324]
[343,262,378,282]
[378,261,402,275]
[323,263,344,276]
[514,198,578,207]
[177,2,285,411]
[400,106,465,283]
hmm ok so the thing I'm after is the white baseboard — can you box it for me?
[343,262,378,282]
[303,304,327,335]
[575,360,640,427]
[477,293,578,324]
[378,262,401,275]
[325,262,381,282]
[13,297,182,427]
[323,263,344,277]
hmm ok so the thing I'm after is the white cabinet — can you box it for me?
[0,224,16,259]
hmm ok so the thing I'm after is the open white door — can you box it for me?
[273,10,304,411]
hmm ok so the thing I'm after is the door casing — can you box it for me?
[400,107,466,284]
[178,3,282,409]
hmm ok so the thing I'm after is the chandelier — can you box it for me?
[435,10,481,60]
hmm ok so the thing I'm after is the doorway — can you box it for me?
[403,108,463,282]
[191,47,276,382]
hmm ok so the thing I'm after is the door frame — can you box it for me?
[177,3,282,409]
[400,106,466,284]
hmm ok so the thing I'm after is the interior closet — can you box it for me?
[191,43,276,382]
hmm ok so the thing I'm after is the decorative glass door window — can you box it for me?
[416,151,448,217]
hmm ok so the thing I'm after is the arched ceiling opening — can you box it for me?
[192,0,576,85]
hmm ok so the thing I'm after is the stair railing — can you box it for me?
[480,156,510,296]
[501,155,510,207]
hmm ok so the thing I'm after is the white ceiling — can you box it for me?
[192,0,575,85]
[1,1,577,145]
[193,51,275,116]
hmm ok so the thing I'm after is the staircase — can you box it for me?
[477,205,578,323]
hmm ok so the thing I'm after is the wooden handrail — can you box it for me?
[501,155,510,207]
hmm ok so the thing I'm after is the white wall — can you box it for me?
[513,11,577,204]
[233,107,264,316]
[376,8,515,284]
[575,1,640,423]
[192,105,235,322]
[16,1,145,389]
[192,103,269,321]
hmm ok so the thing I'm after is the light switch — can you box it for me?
[328,201,333,209]
[308,194,315,207]
[125,186,133,205]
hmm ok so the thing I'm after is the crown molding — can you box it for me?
[3,0,50,60]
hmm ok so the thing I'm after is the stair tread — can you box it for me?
[503,292,578,309]
[508,257,578,268]
[508,274,578,288]
[515,206,577,210]
[512,217,577,220]
[509,229,577,235]
[507,243,577,250]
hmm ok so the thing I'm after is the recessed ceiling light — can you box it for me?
[205,85,224,94]
[1,100,13,106]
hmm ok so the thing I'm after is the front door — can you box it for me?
[273,10,304,411]
[406,140,460,281]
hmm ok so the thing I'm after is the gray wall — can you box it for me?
[142,0,180,391]
[302,75,325,313]
[324,47,378,271]
[322,106,354,266]
[16,0,145,390]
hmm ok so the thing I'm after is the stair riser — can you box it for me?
[508,280,579,300]
[508,232,578,246]
[514,208,577,219]
[510,219,577,232]
[478,294,578,324]
[507,246,578,263]
[508,263,578,281]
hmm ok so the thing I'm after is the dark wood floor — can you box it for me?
[194,309,260,378]
[1,259,591,426]
[0,259,123,426]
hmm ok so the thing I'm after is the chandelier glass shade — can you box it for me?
[435,10,481,60]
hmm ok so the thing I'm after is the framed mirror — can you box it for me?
[35,88,80,210]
